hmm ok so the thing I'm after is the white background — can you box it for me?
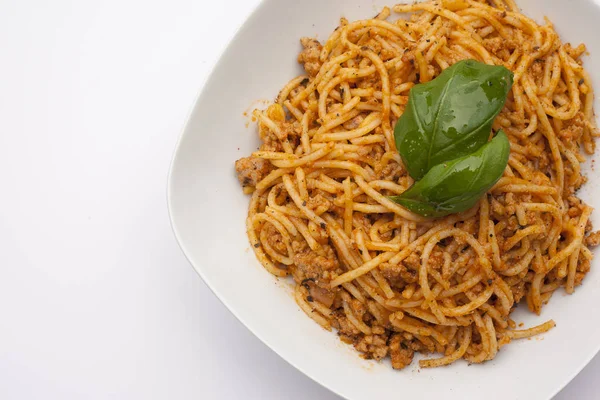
[0,0,598,398]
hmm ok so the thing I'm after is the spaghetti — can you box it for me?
[234,0,600,369]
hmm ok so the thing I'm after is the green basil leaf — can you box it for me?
[390,130,510,217]
[394,59,513,180]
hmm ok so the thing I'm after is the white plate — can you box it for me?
[168,1,600,399]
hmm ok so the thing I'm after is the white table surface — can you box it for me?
[0,0,598,398]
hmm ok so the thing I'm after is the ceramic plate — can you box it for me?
[168,0,600,398]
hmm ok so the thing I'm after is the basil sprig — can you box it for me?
[395,60,513,180]
[390,130,510,217]
[391,60,513,217]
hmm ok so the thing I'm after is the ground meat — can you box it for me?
[234,156,273,187]
[559,112,585,142]
[536,150,551,171]
[377,161,403,181]
[380,262,418,287]
[526,210,538,225]
[531,170,552,186]
[258,134,283,152]
[331,309,361,337]
[379,48,397,62]
[482,37,504,55]
[575,258,590,290]
[529,58,544,80]
[358,74,381,89]
[291,243,339,286]
[482,36,517,57]
[403,252,421,270]
[358,142,384,160]
[504,215,520,232]
[389,333,414,369]
[427,248,445,271]
[258,105,301,149]
[354,333,389,361]
[577,257,591,275]
[343,114,365,130]
[306,193,332,212]
[511,280,527,304]
[586,231,600,247]
[264,223,287,254]
[308,284,336,308]
[306,221,329,244]
[401,50,415,66]
[406,333,436,354]
[349,297,367,321]
[284,120,302,144]
[297,38,323,77]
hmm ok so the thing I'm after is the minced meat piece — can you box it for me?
[264,223,287,255]
[482,36,517,55]
[234,156,273,187]
[297,38,323,77]
[343,115,365,130]
[380,262,418,287]
[586,231,600,247]
[389,333,414,369]
[511,280,527,304]
[306,193,332,212]
[291,243,339,286]
[576,258,591,286]
[403,252,421,270]
[331,309,361,337]
[354,333,389,361]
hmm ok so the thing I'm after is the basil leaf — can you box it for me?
[394,60,513,180]
[390,130,510,218]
